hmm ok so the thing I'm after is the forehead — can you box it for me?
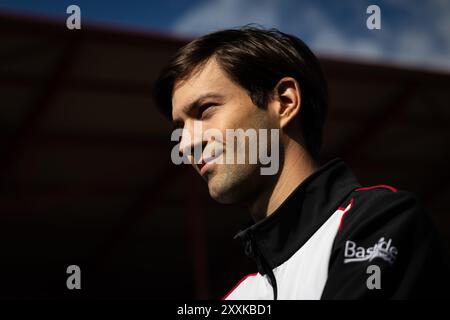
[172,58,235,114]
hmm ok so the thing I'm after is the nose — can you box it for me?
[179,120,206,165]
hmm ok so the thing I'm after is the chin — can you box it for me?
[208,183,237,204]
[206,169,253,204]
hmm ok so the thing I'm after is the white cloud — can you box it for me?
[171,0,450,72]
[173,0,280,35]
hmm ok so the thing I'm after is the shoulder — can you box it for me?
[332,184,443,264]
[324,185,450,299]
[336,184,431,239]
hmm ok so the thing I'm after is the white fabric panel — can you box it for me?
[225,202,352,300]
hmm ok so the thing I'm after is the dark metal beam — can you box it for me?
[87,164,189,266]
[417,92,450,206]
[0,35,82,185]
[326,109,450,130]
[0,10,189,49]
[0,73,153,96]
[1,131,171,149]
[339,84,417,160]
[188,180,210,299]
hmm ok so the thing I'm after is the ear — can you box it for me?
[272,77,301,129]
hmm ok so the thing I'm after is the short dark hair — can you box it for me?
[153,26,328,162]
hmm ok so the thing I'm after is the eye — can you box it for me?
[198,103,216,119]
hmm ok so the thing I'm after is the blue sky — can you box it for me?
[1,0,449,72]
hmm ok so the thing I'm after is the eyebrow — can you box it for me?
[172,92,225,129]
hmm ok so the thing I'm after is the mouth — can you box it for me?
[197,161,207,175]
[198,149,223,177]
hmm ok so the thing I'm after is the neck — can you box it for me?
[248,139,318,221]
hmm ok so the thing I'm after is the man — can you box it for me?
[153,26,449,299]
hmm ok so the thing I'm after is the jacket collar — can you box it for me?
[234,157,361,274]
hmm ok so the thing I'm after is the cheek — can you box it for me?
[219,102,267,130]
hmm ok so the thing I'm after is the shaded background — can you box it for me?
[0,0,449,299]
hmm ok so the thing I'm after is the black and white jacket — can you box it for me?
[223,158,449,300]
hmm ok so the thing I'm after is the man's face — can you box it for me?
[172,58,279,204]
